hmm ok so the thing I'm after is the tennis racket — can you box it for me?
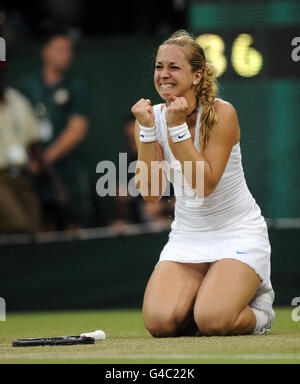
[12,335,95,347]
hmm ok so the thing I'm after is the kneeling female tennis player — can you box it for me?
[131,30,274,337]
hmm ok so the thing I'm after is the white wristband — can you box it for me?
[168,123,191,143]
[139,124,157,143]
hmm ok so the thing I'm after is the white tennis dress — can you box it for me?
[153,102,275,325]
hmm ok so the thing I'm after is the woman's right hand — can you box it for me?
[131,99,155,127]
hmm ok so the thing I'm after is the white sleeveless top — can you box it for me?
[153,103,265,234]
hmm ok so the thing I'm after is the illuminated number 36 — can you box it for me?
[196,34,227,78]
[196,33,263,78]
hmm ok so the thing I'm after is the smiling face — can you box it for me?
[154,44,201,104]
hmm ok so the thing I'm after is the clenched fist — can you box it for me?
[131,99,155,127]
[166,97,189,127]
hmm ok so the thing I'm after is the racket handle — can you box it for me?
[80,330,106,340]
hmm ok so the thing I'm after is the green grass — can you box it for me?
[0,308,299,364]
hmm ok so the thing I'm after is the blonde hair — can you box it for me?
[159,30,218,151]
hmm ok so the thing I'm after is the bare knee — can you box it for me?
[143,308,187,338]
[194,309,235,336]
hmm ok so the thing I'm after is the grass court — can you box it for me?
[0,307,299,364]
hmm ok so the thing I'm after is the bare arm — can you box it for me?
[134,121,166,202]
[167,98,240,197]
[44,116,88,164]
[131,99,166,202]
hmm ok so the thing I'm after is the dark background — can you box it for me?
[0,0,187,38]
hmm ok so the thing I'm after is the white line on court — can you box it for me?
[1,353,300,361]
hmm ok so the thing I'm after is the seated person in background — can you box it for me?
[18,27,92,231]
[0,66,40,233]
[110,115,175,232]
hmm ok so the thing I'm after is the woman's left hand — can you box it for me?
[166,97,189,127]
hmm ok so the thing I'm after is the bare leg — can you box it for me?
[143,261,209,337]
[194,259,261,336]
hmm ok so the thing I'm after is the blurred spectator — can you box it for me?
[18,27,92,231]
[110,115,174,232]
[0,64,40,233]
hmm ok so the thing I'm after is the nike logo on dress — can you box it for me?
[140,134,144,138]
[236,251,248,254]
[178,133,187,139]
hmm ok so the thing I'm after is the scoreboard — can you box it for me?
[189,0,300,79]
[188,0,300,218]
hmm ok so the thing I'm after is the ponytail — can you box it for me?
[197,62,218,151]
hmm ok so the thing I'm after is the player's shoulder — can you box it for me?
[214,98,239,125]
[214,98,237,119]
[211,98,239,142]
